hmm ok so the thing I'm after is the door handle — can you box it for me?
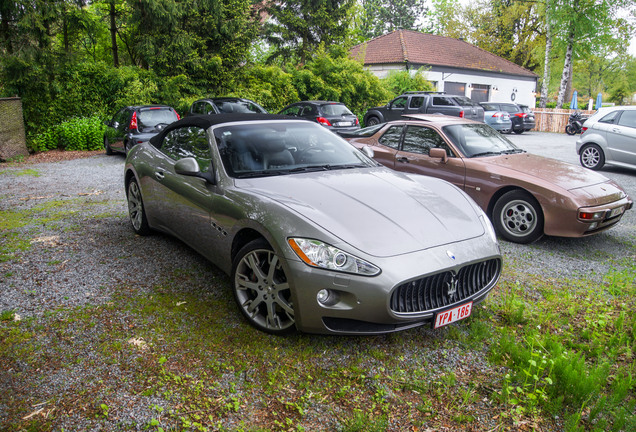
[396,157,410,163]
[611,128,620,133]
[155,171,165,180]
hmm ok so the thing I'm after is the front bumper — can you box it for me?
[285,235,502,334]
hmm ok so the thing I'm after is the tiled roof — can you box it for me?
[350,30,538,78]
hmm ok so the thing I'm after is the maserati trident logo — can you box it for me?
[446,272,458,300]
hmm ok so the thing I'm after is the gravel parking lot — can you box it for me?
[0,131,634,431]
[0,131,634,317]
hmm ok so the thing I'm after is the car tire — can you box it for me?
[513,127,524,134]
[126,178,151,236]
[366,116,381,126]
[493,190,544,244]
[104,137,114,155]
[232,238,295,334]
[579,144,605,171]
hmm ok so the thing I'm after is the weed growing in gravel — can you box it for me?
[0,168,40,177]
[488,269,636,430]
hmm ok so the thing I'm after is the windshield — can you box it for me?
[442,123,522,157]
[216,100,267,114]
[345,123,384,137]
[215,122,377,178]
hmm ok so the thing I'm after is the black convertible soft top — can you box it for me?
[148,113,303,147]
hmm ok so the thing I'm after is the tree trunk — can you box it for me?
[109,1,119,67]
[556,27,574,108]
[539,12,551,108]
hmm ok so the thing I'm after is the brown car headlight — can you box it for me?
[288,238,380,276]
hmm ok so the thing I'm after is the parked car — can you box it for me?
[104,105,180,155]
[188,97,267,115]
[479,102,535,134]
[345,114,632,244]
[124,114,502,335]
[364,91,484,126]
[278,101,360,135]
[517,104,536,132]
[479,102,513,133]
[576,105,636,171]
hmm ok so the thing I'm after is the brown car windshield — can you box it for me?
[443,123,523,158]
[215,122,376,178]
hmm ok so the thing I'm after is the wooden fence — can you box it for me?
[531,108,596,134]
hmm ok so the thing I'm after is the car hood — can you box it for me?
[238,168,485,257]
[483,153,616,192]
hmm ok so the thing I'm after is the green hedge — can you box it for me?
[31,116,106,152]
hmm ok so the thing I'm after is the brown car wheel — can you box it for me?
[232,239,295,335]
[493,190,544,244]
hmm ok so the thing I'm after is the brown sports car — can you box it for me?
[345,114,633,243]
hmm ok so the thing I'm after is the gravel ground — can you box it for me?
[0,132,634,431]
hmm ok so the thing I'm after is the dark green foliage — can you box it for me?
[265,0,356,64]
[31,116,106,152]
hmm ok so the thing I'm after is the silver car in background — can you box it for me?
[577,106,636,171]
[124,114,502,335]
[479,102,513,133]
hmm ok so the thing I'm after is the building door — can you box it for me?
[471,84,489,102]
[444,81,466,96]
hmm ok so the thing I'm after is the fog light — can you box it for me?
[317,289,331,304]
[588,222,598,230]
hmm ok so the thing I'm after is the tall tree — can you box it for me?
[265,0,355,65]
[552,0,631,108]
[358,0,427,40]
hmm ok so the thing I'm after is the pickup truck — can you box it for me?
[363,92,484,126]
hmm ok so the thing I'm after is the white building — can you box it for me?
[350,30,539,107]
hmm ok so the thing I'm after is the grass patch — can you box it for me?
[0,168,40,177]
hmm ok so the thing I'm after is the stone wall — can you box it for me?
[0,97,29,161]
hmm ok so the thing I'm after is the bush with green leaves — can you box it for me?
[31,116,106,152]
[382,68,435,96]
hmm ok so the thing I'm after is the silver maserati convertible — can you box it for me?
[124,114,502,335]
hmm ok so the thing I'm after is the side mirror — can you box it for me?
[429,148,448,163]
[174,157,216,184]
[361,146,374,159]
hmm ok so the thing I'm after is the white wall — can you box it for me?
[367,65,538,107]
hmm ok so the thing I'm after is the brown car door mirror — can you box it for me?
[429,148,448,163]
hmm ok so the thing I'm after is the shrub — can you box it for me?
[31,116,105,152]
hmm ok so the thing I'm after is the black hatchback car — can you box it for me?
[188,98,268,116]
[278,101,360,134]
[104,105,180,155]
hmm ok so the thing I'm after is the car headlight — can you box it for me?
[480,214,498,244]
[288,238,380,276]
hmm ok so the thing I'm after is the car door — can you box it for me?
[370,125,405,168]
[394,125,466,189]
[385,96,409,121]
[149,126,220,251]
[106,108,129,152]
[608,110,636,166]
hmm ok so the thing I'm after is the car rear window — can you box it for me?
[481,103,498,111]
[320,104,353,116]
[450,96,478,107]
[138,108,178,127]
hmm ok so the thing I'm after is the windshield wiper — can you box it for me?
[500,149,525,154]
[470,151,502,158]
[235,170,288,178]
